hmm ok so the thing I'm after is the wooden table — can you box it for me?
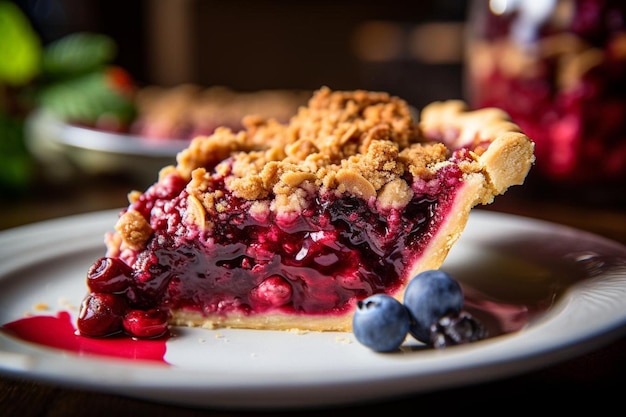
[1,172,625,416]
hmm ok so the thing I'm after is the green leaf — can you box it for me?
[42,32,117,79]
[0,1,42,86]
[37,70,136,124]
[0,112,33,191]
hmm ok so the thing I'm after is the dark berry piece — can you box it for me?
[403,270,464,343]
[87,257,133,293]
[123,309,169,339]
[353,294,410,352]
[430,311,487,348]
[77,292,127,337]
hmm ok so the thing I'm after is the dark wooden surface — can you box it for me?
[1,172,625,416]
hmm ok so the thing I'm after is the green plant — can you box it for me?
[0,1,136,193]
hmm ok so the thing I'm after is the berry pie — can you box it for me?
[77,87,535,338]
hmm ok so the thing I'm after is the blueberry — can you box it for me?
[403,270,464,344]
[353,294,410,352]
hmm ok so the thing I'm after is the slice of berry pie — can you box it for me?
[76,87,535,338]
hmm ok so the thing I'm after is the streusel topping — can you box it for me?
[171,87,462,215]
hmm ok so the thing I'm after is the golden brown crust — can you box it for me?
[170,310,353,332]
[418,99,535,200]
[112,87,535,332]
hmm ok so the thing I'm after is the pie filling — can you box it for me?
[76,87,535,338]
[116,157,464,320]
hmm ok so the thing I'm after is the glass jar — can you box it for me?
[465,0,626,196]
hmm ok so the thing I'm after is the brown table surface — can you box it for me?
[1,172,625,416]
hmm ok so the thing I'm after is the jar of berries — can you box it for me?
[465,0,626,202]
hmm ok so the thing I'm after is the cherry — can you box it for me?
[123,309,169,339]
[77,292,127,337]
[86,257,133,293]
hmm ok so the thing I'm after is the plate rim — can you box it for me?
[26,110,190,157]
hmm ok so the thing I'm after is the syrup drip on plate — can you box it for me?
[1,311,169,364]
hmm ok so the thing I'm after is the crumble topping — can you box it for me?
[179,88,418,177]
[173,87,444,216]
[115,86,533,251]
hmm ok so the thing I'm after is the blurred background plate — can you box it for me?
[25,110,189,186]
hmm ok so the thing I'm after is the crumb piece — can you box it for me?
[185,194,206,229]
[33,303,49,311]
[335,336,352,344]
[58,298,77,311]
[127,190,143,204]
[287,328,310,335]
[115,210,153,250]
[377,178,414,209]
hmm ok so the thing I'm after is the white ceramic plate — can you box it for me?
[1,209,625,410]
[24,111,189,185]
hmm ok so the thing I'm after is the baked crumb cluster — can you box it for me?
[175,87,424,198]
